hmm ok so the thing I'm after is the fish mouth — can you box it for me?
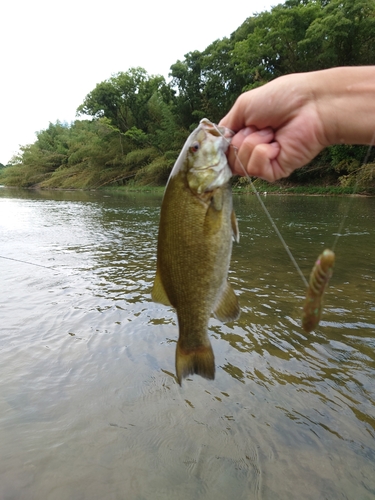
[200,118,234,140]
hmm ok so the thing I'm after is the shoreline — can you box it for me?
[1,183,374,197]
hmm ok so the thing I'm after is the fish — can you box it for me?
[302,249,335,333]
[152,118,240,384]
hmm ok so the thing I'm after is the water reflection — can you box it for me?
[0,188,374,499]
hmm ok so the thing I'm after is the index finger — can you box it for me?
[219,93,251,132]
[220,78,294,132]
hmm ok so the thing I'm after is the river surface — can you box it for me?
[0,187,374,500]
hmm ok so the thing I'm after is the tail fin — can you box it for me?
[175,341,215,385]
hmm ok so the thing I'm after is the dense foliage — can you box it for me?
[2,0,375,190]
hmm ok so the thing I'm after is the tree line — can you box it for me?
[1,0,375,190]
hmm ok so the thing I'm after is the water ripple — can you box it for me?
[0,190,374,499]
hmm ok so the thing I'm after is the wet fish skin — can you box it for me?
[152,119,240,384]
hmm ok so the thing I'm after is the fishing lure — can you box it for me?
[302,249,335,333]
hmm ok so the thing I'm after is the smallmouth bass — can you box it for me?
[152,118,240,384]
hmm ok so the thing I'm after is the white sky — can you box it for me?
[0,0,276,165]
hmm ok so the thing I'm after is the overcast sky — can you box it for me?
[0,0,276,165]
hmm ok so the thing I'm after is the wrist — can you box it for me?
[312,67,375,147]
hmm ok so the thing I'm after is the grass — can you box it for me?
[2,165,374,196]
[232,179,372,196]
[101,183,166,194]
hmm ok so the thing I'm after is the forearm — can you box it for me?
[311,66,375,147]
[219,66,375,182]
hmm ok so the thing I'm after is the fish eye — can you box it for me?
[190,142,200,153]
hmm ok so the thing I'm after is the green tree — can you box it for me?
[170,51,205,128]
[302,0,375,68]
[77,67,169,133]
[3,0,375,190]
[233,1,321,86]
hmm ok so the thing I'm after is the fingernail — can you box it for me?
[240,127,255,137]
[258,127,273,136]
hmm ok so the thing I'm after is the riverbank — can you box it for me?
[102,181,374,196]
[2,179,374,196]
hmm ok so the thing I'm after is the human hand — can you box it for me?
[219,73,328,181]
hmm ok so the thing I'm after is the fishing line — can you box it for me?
[232,147,309,287]
[213,120,374,332]
[213,122,309,287]
[331,131,375,252]
[0,255,59,271]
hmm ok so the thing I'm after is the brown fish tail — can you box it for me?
[176,341,215,385]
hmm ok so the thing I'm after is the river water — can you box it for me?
[0,187,374,500]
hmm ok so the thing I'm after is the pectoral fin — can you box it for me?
[211,189,223,211]
[231,209,239,243]
[151,269,171,306]
[213,281,240,322]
